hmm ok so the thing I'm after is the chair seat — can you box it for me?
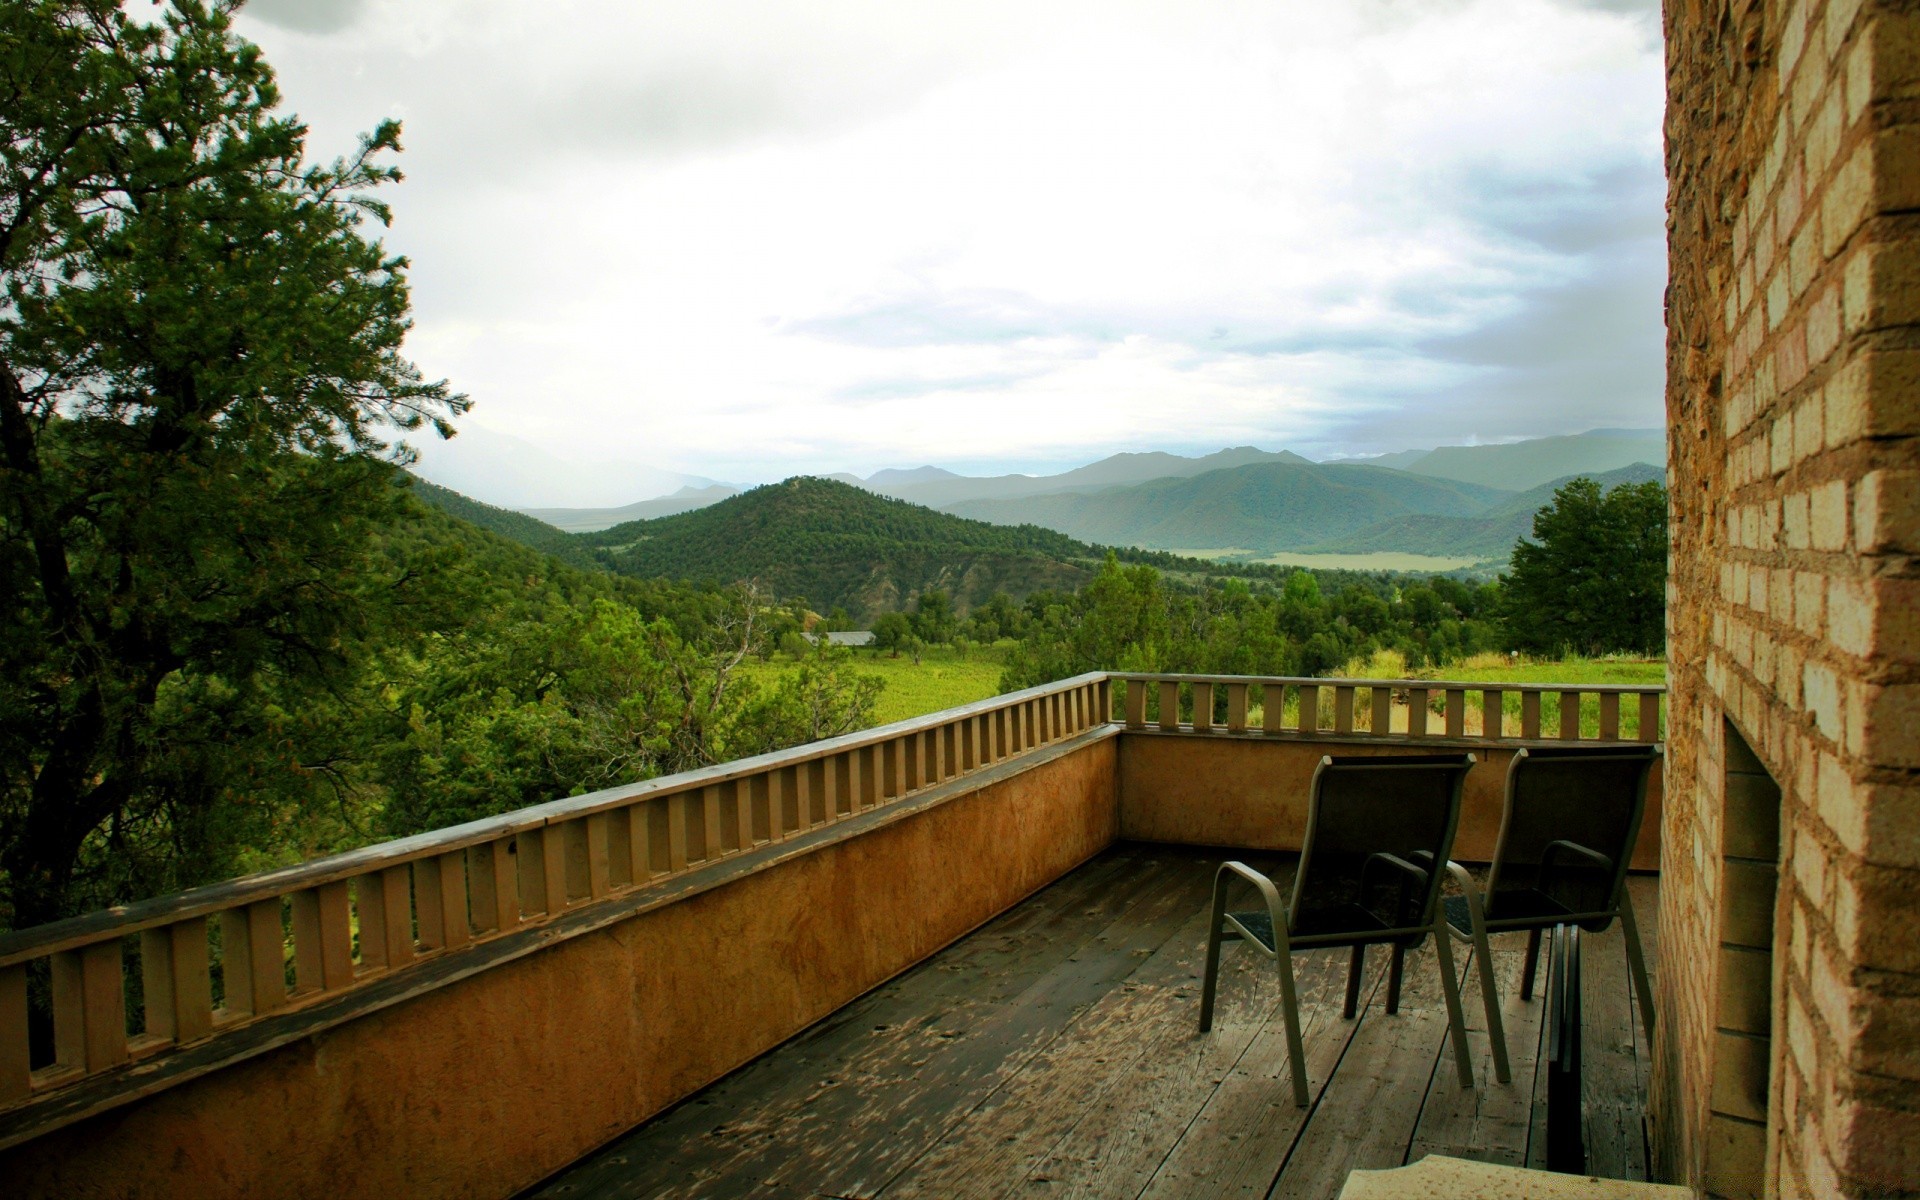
[1229,903,1422,952]
[1443,889,1583,935]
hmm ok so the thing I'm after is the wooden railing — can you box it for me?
[1114,673,1665,745]
[0,673,1113,1117]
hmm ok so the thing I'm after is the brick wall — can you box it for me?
[1664,0,1920,1195]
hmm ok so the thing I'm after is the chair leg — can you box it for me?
[1275,951,1311,1107]
[1430,927,1476,1089]
[1385,944,1406,1014]
[1620,892,1657,1048]
[1199,875,1229,1033]
[1467,924,1511,1084]
[1343,944,1366,1019]
[1520,928,1543,1000]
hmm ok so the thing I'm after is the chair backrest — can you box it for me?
[1485,745,1659,926]
[1288,753,1476,937]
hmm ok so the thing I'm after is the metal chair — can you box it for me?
[1199,752,1480,1107]
[1442,745,1660,1087]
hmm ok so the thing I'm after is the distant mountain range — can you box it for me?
[523,484,741,532]
[466,428,1665,566]
[942,461,1510,554]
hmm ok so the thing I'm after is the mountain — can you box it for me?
[866,446,1312,508]
[582,477,1099,620]
[522,484,740,532]
[1403,429,1665,491]
[942,461,1509,555]
[1307,462,1667,560]
[405,475,606,571]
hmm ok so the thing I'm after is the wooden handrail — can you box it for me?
[0,672,1115,1112]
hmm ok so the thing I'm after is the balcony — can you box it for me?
[0,673,1666,1199]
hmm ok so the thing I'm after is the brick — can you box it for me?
[1723,857,1781,949]
[1784,491,1811,548]
[1794,570,1825,636]
[1817,750,1865,853]
[1712,1030,1773,1123]
[1719,945,1776,1035]
[1831,860,1920,973]
[1822,139,1872,259]
[1853,469,1920,553]
[1827,574,1920,661]
[1809,478,1849,550]
[1859,682,1920,768]
[1830,1089,1920,1189]
[1705,1111,1768,1199]
[1870,10,1920,107]
[1803,289,1842,371]
[1804,661,1843,743]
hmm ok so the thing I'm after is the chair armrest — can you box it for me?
[1214,861,1292,951]
[1445,860,1490,938]
[1541,840,1613,873]
[1361,852,1430,925]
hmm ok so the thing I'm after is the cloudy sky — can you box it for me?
[237,0,1666,507]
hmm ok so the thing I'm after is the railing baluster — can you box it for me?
[1560,691,1583,740]
[1261,684,1284,734]
[53,943,127,1071]
[1599,693,1621,741]
[1370,685,1392,736]
[1227,683,1248,733]
[1193,682,1216,733]
[1126,680,1146,729]
[467,840,519,933]
[1334,685,1355,734]
[584,815,613,898]
[1,964,27,1102]
[356,866,414,970]
[415,850,473,948]
[1482,689,1505,739]
[1407,688,1429,737]
[701,783,726,854]
[768,769,791,840]
[1522,691,1542,738]
[1158,681,1180,731]
[220,899,286,1017]
[664,795,692,872]
[606,808,634,888]
[1299,685,1319,733]
[1445,689,1466,738]
[141,917,213,1041]
[1639,692,1662,742]
[733,777,756,845]
[290,883,352,993]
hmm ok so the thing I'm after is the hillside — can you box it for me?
[1308,462,1667,560]
[1404,429,1665,490]
[405,475,606,571]
[584,476,1099,619]
[942,461,1509,554]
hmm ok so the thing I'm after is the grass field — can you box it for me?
[740,643,1011,727]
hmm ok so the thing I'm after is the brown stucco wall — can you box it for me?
[0,735,1119,1200]
[1664,1,1920,1195]
[1118,732,1662,870]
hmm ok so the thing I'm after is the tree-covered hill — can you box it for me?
[406,474,606,571]
[584,476,1101,619]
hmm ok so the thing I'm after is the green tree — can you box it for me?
[1501,478,1668,657]
[871,611,913,657]
[0,2,464,925]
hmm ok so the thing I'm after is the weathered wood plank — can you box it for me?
[1139,948,1373,1199]
[1405,932,1547,1168]
[1581,914,1648,1180]
[1267,941,1457,1200]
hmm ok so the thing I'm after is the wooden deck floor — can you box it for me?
[528,844,1659,1200]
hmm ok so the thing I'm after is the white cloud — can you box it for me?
[237,0,1666,503]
